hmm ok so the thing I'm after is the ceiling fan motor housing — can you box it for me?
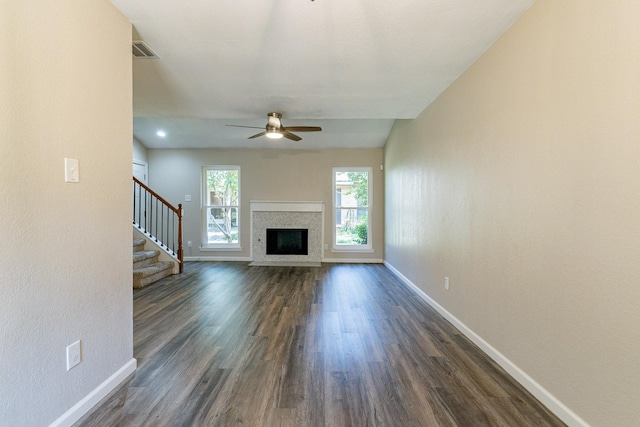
[267,112,282,129]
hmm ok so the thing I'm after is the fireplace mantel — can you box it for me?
[250,201,324,213]
[250,201,324,266]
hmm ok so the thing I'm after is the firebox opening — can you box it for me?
[266,228,308,255]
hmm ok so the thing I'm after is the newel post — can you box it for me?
[177,203,184,273]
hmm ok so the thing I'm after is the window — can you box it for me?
[203,166,240,248]
[333,167,372,251]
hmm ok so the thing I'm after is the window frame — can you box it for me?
[332,167,373,252]
[201,165,241,250]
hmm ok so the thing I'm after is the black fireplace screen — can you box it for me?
[266,228,308,255]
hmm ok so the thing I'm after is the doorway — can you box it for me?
[133,160,148,185]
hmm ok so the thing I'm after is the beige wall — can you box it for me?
[384,1,640,426]
[0,1,134,425]
[147,148,384,262]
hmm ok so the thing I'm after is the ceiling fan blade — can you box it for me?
[282,130,302,141]
[226,124,265,130]
[283,126,322,132]
[248,131,267,139]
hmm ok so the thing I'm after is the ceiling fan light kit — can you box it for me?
[227,112,322,142]
[266,127,283,139]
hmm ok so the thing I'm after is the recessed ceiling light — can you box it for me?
[156,130,166,137]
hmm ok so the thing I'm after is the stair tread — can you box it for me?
[133,261,174,289]
[133,238,145,247]
[133,261,174,277]
[133,250,160,262]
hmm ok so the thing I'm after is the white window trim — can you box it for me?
[202,165,241,250]
[332,167,373,252]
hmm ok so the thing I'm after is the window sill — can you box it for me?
[331,247,374,254]
[200,246,243,252]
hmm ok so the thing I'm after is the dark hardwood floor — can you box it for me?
[76,262,565,426]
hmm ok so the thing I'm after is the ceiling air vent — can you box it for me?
[132,41,158,59]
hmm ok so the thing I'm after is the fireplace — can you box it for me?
[250,201,324,266]
[266,228,308,255]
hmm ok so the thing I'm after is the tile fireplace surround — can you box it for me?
[250,201,324,266]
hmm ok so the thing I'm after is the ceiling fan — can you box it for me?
[227,112,322,141]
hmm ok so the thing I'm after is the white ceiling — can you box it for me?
[110,0,534,149]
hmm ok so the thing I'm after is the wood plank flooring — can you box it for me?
[75,262,565,427]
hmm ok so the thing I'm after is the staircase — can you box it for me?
[133,176,183,274]
[133,238,175,288]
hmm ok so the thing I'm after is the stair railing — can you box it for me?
[133,177,183,273]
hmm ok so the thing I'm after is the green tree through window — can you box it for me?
[333,168,371,248]
[204,166,240,246]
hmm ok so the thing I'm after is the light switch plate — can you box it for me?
[64,158,79,183]
[66,340,82,370]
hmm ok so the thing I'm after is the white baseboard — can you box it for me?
[383,261,589,427]
[184,257,384,264]
[322,258,383,264]
[184,256,252,262]
[249,261,321,267]
[49,358,137,427]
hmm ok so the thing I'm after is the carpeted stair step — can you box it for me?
[132,237,176,288]
[133,261,174,289]
[133,238,146,253]
[133,249,160,270]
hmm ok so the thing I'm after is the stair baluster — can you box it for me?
[132,177,183,273]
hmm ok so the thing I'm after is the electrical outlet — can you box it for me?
[187,241,192,247]
[66,340,82,371]
[444,277,450,291]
